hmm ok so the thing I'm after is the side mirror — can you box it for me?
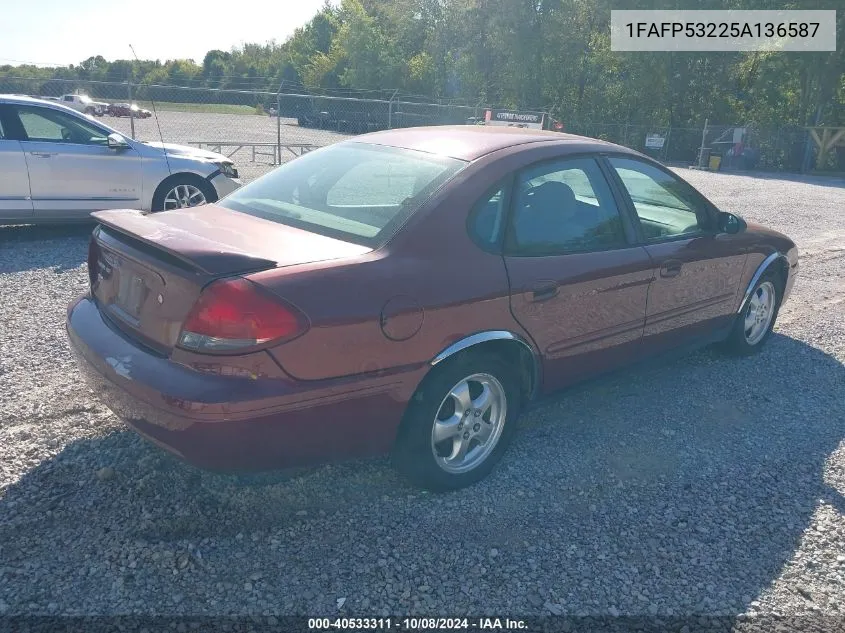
[107,133,130,150]
[718,211,746,234]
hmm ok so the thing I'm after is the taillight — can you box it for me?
[177,278,308,353]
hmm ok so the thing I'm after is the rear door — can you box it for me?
[0,107,33,220]
[605,156,747,354]
[502,156,654,394]
[9,104,142,220]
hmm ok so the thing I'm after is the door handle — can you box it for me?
[529,281,559,302]
[660,259,683,278]
[29,152,56,158]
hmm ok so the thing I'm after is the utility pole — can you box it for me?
[127,81,135,140]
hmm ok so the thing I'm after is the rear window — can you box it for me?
[219,143,466,247]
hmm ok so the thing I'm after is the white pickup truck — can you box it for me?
[58,94,109,116]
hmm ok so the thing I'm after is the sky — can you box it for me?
[0,0,331,67]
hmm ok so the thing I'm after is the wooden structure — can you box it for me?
[806,127,845,169]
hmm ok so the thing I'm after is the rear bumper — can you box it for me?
[66,296,424,471]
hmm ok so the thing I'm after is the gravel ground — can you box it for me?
[1,168,844,624]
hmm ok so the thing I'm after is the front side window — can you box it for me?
[506,157,626,255]
[608,157,711,240]
[15,106,109,145]
[220,143,466,247]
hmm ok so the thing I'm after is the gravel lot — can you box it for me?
[1,167,845,625]
[104,110,351,183]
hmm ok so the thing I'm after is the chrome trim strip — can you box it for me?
[548,317,644,356]
[430,330,541,399]
[648,293,735,326]
[431,330,529,365]
[737,252,787,314]
[31,196,139,202]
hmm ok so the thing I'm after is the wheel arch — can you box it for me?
[737,252,789,315]
[429,330,541,404]
[391,330,540,467]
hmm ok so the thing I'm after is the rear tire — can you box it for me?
[151,175,217,213]
[722,271,782,356]
[393,354,521,491]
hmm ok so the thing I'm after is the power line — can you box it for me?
[0,57,74,67]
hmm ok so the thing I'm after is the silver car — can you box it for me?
[0,95,241,224]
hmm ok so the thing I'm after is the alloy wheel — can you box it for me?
[744,280,776,345]
[431,373,507,474]
[163,184,207,210]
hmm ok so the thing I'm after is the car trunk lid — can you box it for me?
[89,206,371,353]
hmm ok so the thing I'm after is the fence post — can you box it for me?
[697,118,709,167]
[801,105,822,173]
[127,82,135,139]
[388,90,398,129]
[276,91,282,165]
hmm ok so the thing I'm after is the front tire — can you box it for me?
[723,271,781,356]
[393,354,521,491]
[151,175,217,212]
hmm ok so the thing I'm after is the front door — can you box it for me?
[606,156,747,354]
[503,156,653,394]
[0,136,33,220]
[9,104,142,220]
[0,106,33,220]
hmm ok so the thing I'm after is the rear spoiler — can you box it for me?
[91,209,277,276]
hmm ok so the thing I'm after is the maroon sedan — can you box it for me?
[66,126,798,490]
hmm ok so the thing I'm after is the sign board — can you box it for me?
[484,109,546,130]
[645,134,666,149]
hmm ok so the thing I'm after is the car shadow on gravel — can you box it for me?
[1,333,843,616]
[0,224,93,273]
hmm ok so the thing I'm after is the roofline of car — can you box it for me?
[346,133,644,163]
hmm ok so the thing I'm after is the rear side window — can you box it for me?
[220,143,466,247]
[506,157,627,255]
[468,182,510,251]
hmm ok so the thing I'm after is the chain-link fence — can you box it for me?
[2,77,841,182]
[1,77,497,182]
[564,122,824,173]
